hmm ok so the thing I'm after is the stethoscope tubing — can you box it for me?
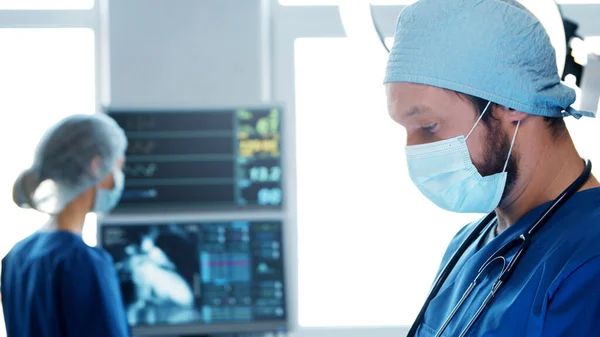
[407,159,592,337]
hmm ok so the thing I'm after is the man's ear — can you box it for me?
[508,108,528,123]
[494,106,528,124]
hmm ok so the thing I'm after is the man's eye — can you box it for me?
[424,123,439,133]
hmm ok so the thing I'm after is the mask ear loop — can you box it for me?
[502,120,520,173]
[466,101,492,140]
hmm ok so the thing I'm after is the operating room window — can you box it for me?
[0,0,94,10]
[293,37,479,327]
[564,36,600,175]
[565,111,600,174]
[0,28,97,272]
[294,36,600,328]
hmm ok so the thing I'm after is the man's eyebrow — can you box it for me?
[404,106,431,118]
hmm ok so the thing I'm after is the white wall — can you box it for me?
[108,0,267,107]
[107,2,600,337]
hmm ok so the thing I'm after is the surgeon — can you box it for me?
[384,0,600,336]
[1,114,131,337]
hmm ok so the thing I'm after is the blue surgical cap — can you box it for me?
[384,0,595,119]
[13,113,128,214]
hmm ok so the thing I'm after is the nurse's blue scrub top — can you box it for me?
[416,187,600,337]
[1,231,131,337]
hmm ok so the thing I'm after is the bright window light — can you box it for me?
[565,100,600,172]
[556,0,600,2]
[0,28,96,337]
[294,36,600,328]
[0,28,97,251]
[0,0,94,10]
[294,37,477,327]
[584,36,600,56]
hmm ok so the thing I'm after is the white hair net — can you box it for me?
[13,113,128,214]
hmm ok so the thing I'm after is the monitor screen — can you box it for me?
[99,220,286,336]
[107,107,283,211]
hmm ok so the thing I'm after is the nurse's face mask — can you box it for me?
[93,169,125,214]
[405,102,520,214]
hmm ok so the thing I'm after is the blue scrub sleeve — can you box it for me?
[58,249,131,337]
[540,255,600,337]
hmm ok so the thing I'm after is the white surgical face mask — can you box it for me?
[93,169,125,214]
[405,102,520,214]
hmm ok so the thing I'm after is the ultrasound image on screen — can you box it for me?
[100,221,287,333]
[102,224,202,326]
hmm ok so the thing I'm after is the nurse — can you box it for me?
[384,0,600,336]
[1,114,131,337]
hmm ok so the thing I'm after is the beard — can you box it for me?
[475,120,519,202]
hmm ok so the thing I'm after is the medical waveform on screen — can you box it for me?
[201,253,251,283]
[124,163,158,177]
[120,189,158,201]
[128,140,157,155]
[108,107,284,210]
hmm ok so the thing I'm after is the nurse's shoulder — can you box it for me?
[3,230,112,275]
[49,232,115,276]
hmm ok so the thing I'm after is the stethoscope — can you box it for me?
[406,159,593,337]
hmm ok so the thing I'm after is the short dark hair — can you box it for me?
[457,92,567,139]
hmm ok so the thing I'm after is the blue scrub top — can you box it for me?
[1,231,131,337]
[417,187,600,337]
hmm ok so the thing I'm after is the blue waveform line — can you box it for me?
[124,163,158,177]
[120,189,158,200]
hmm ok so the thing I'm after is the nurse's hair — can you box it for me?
[12,113,128,214]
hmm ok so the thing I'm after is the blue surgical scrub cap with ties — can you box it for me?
[12,113,128,214]
[384,0,596,120]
